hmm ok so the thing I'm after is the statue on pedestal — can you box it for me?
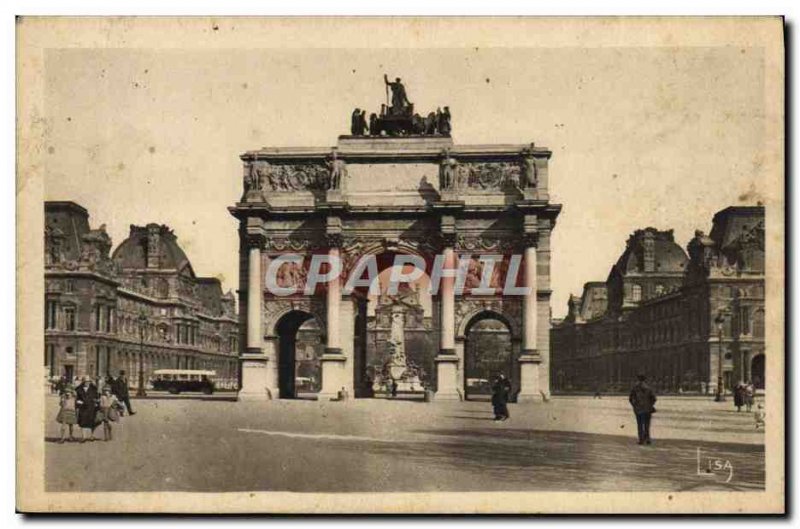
[386,308,407,379]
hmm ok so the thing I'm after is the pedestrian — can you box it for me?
[96,386,122,441]
[744,381,755,412]
[754,403,766,430]
[111,370,135,416]
[75,376,99,442]
[55,375,68,395]
[390,379,398,398]
[629,374,657,445]
[55,387,78,443]
[733,382,745,412]
[491,374,511,421]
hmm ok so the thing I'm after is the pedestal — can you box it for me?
[319,350,348,400]
[517,353,543,402]
[238,355,272,401]
[435,354,462,401]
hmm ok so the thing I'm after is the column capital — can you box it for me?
[325,233,344,248]
[439,232,457,249]
[245,233,266,249]
[521,231,539,249]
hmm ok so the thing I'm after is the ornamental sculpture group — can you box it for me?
[439,146,538,193]
[350,75,452,137]
[245,145,538,195]
[243,76,537,195]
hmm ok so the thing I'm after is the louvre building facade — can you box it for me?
[44,202,239,389]
[551,206,765,395]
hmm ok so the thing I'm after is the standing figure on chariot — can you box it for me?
[384,74,412,116]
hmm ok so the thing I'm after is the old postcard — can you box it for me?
[16,17,785,513]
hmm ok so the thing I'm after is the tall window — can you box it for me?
[104,306,112,333]
[753,309,765,338]
[94,305,102,331]
[738,306,751,335]
[45,301,57,329]
[64,306,76,331]
[631,284,642,302]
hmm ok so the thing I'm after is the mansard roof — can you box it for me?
[614,227,688,275]
[112,224,193,274]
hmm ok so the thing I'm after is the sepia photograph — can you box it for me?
[15,16,785,514]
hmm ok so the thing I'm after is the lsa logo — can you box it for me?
[696,448,734,483]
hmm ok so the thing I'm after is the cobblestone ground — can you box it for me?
[45,394,765,492]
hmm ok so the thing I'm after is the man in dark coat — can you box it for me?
[491,374,512,421]
[629,374,657,444]
[110,370,135,416]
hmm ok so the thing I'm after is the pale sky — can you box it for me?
[43,45,767,317]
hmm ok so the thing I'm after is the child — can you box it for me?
[56,388,78,443]
[97,387,122,441]
[754,403,766,430]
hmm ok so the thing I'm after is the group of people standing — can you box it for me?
[55,370,136,443]
[733,380,756,413]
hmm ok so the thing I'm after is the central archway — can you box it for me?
[353,250,436,399]
[463,311,514,401]
[276,310,323,399]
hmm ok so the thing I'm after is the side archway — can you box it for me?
[462,310,515,401]
[274,310,324,399]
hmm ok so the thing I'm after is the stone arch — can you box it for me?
[274,309,324,398]
[455,302,522,341]
[265,300,326,339]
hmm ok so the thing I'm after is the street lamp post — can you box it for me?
[714,311,726,402]
[137,313,148,397]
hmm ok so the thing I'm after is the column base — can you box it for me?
[237,390,273,402]
[518,353,543,403]
[433,390,463,401]
[320,352,348,398]
[516,392,545,403]
[238,355,273,401]
[435,355,462,401]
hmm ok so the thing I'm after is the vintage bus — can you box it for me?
[151,369,216,395]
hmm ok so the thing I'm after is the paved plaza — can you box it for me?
[45,395,765,493]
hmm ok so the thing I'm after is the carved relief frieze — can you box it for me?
[460,162,521,191]
[247,161,329,193]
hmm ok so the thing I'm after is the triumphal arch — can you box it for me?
[230,81,561,402]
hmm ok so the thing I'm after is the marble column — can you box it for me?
[238,234,271,400]
[518,235,543,402]
[247,243,262,353]
[320,238,347,400]
[436,244,461,400]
